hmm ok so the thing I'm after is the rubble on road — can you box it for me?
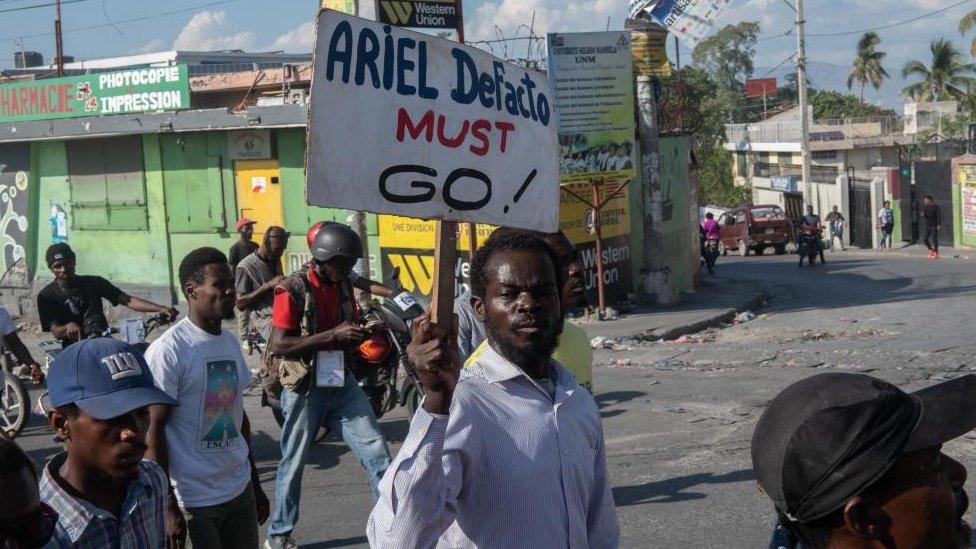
[733,311,757,324]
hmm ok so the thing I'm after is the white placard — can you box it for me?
[316,350,345,387]
[307,11,559,232]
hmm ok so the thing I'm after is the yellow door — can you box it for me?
[234,160,283,240]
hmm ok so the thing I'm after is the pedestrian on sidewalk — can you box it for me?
[877,201,895,250]
[455,228,593,391]
[368,231,619,548]
[264,222,392,549]
[145,247,270,549]
[922,195,941,259]
[41,338,177,548]
[754,372,976,549]
[825,206,846,252]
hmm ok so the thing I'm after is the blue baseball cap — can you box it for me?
[48,338,177,419]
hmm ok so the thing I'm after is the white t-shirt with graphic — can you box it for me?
[145,317,252,508]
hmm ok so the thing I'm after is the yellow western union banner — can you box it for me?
[376,0,458,29]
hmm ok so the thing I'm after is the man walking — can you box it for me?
[145,247,269,548]
[230,218,259,343]
[37,243,177,347]
[922,195,941,259]
[877,200,895,250]
[236,226,289,342]
[368,230,619,547]
[41,337,177,548]
[264,222,392,549]
[825,206,845,251]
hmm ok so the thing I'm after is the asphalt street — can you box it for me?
[12,250,976,548]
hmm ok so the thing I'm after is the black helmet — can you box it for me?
[309,222,363,263]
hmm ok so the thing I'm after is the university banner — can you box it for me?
[0,65,190,123]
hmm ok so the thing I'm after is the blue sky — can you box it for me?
[1,0,974,106]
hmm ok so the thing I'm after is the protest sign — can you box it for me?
[307,11,559,233]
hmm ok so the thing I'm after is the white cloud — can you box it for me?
[134,38,166,55]
[469,0,625,44]
[172,11,258,51]
[268,21,316,53]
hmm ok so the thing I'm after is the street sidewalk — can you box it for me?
[576,277,767,342]
[841,242,976,262]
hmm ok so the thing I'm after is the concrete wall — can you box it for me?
[658,136,696,295]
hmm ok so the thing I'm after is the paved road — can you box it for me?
[12,251,976,547]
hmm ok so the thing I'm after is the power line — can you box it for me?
[758,53,797,78]
[0,0,91,13]
[0,0,244,42]
[806,0,976,37]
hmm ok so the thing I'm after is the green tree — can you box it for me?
[809,90,896,119]
[902,39,976,101]
[846,32,889,101]
[691,21,760,93]
[959,8,976,56]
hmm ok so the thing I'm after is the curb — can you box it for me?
[647,290,768,341]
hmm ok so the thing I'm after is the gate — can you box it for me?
[912,160,954,247]
[848,180,873,249]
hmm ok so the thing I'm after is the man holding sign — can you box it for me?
[367,230,619,547]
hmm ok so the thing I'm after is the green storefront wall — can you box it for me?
[29,128,380,301]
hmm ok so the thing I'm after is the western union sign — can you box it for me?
[376,0,458,29]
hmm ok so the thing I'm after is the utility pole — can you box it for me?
[795,0,813,211]
[54,0,65,76]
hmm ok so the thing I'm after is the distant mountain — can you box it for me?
[753,60,908,113]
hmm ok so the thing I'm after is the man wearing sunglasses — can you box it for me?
[0,438,57,549]
[39,338,177,548]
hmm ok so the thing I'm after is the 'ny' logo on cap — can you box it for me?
[101,352,143,380]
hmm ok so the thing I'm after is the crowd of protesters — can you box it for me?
[1,214,974,549]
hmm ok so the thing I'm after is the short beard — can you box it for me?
[485,317,564,369]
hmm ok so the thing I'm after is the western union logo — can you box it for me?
[378,0,457,29]
[380,1,413,25]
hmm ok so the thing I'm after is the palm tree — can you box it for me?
[902,39,976,101]
[847,32,889,101]
[960,8,976,56]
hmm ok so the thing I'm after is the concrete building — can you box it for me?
[724,106,947,249]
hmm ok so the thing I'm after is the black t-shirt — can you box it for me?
[228,240,259,269]
[923,204,942,226]
[37,275,127,340]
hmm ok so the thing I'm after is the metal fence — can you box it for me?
[727,116,904,144]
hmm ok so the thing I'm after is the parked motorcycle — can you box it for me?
[36,313,174,417]
[1,349,30,437]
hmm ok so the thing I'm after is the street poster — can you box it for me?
[322,0,357,14]
[307,11,559,232]
[958,163,976,236]
[547,31,637,302]
[630,0,732,48]
[0,65,190,123]
[631,28,671,78]
[375,0,459,29]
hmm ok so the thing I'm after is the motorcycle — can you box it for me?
[1,349,30,437]
[797,224,826,266]
[262,284,426,430]
[36,313,174,417]
[702,238,720,274]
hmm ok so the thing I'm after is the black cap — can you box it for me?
[752,372,976,523]
[46,242,75,267]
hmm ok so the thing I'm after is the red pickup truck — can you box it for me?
[718,205,791,256]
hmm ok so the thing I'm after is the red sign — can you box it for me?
[746,78,777,99]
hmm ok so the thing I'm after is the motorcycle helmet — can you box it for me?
[308,221,363,263]
[306,221,325,249]
[358,332,393,364]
